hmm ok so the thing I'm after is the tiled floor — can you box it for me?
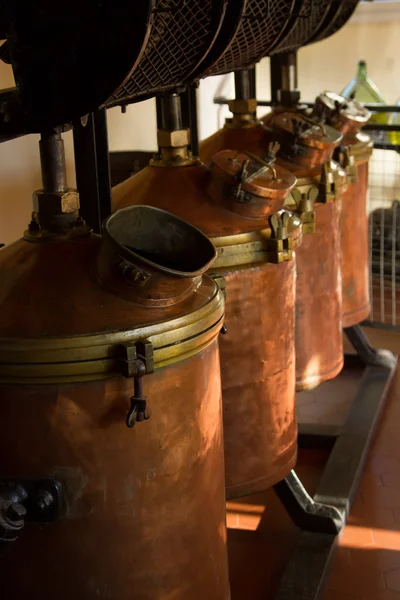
[226,327,400,600]
[323,328,400,600]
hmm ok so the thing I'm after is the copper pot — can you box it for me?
[201,109,345,390]
[0,206,230,600]
[114,148,302,497]
[313,92,373,326]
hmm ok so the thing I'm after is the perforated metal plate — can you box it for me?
[2,1,153,130]
[307,0,359,45]
[312,0,359,43]
[202,0,297,77]
[270,0,332,54]
[105,0,226,107]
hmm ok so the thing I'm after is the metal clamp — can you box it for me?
[267,212,293,263]
[337,146,358,185]
[119,341,154,429]
[319,163,336,203]
[291,187,318,234]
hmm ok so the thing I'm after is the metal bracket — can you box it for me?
[273,471,343,535]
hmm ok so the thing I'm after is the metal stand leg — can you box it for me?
[344,324,397,369]
[273,471,343,534]
[275,328,397,600]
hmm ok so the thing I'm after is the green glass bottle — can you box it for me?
[341,60,387,128]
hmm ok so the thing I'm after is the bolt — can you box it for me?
[6,503,26,522]
[221,324,228,335]
[36,491,54,513]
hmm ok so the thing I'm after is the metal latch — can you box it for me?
[118,341,154,428]
[337,146,358,185]
[319,162,336,203]
[267,212,294,263]
[291,187,318,235]
[0,478,64,546]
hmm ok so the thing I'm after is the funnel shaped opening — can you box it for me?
[104,205,216,276]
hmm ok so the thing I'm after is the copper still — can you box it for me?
[200,88,346,391]
[313,91,373,327]
[114,93,302,497]
[0,133,231,600]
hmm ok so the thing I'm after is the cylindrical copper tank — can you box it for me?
[313,91,373,327]
[200,107,345,390]
[0,203,230,600]
[113,142,302,498]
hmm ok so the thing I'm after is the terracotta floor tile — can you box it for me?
[386,569,400,593]
[350,548,400,574]
[366,456,400,476]
[382,470,400,490]
[324,591,359,600]
[361,592,400,600]
[348,501,395,528]
[362,488,400,511]
[371,528,400,551]
[340,524,375,548]
[326,561,386,596]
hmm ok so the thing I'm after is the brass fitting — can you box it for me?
[32,189,80,216]
[228,99,257,115]
[339,147,358,185]
[319,163,336,203]
[291,187,318,235]
[157,128,190,149]
[153,128,198,166]
[266,212,294,263]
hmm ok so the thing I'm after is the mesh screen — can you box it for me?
[311,0,359,44]
[271,0,332,54]
[106,0,223,107]
[205,0,296,77]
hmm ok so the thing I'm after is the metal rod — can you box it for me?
[157,93,183,131]
[73,109,112,234]
[214,97,400,112]
[39,132,68,193]
[234,70,252,101]
[180,85,199,157]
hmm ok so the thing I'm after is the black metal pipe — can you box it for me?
[73,109,112,234]
[235,70,252,101]
[214,97,400,113]
[181,85,199,156]
[39,132,67,193]
[157,93,183,131]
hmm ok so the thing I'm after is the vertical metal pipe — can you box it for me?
[158,93,183,131]
[39,132,68,193]
[73,109,112,233]
[181,85,199,157]
[234,70,251,101]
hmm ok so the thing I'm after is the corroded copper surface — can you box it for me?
[220,261,297,498]
[113,160,298,495]
[294,201,343,390]
[0,342,231,600]
[341,161,370,327]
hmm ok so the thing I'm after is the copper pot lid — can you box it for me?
[270,110,342,150]
[208,149,297,220]
[211,150,296,199]
[315,91,371,127]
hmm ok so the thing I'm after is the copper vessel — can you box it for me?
[313,92,373,326]
[0,136,230,600]
[201,106,346,390]
[114,122,302,498]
